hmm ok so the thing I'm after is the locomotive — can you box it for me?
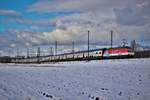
[11,46,135,63]
[103,47,135,59]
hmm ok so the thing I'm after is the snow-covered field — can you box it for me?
[0,58,150,100]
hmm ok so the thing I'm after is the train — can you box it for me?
[0,56,12,63]
[10,46,135,63]
[103,47,135,59]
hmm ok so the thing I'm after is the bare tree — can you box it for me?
[122,39,128,47]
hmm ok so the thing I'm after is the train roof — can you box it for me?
[106,46,132,50]
[56,48,104,56]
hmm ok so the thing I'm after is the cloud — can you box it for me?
[15,18,55,27]
[0,36,18,49]
[27,0,150,26]
[28,0,126,13]
[10,26,85,45]
[27,0,99,12]
[0,9,20,17]
[114,0,150,26]
[114,7,145,26]
[9,12,144,46]
[3,0,150,48]
[10,43,16,48]
[0,37,7,44]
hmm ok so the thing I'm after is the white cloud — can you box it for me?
[10,43,16,48]
[9,0,149,46]
[0,9,20,16]
[10,12,142,45]
[15,18,55,26]
[28,0,125,13]
[114,0,150,26]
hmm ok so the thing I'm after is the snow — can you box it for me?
[0,58,150,100]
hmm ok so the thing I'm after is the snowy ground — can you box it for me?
[0,58,150,100]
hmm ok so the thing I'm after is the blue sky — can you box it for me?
[0,0,150,55]
[0,0,73,32]
[0,0,77,48]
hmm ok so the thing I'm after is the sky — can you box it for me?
[0,0,150,56]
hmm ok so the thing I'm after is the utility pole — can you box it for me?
[88,30,90,60]
[50,47,53,55]
[8,48,11,57]
[15,48,19,63]
[27,48,29,58]
[55,41,57,56]
[17,48,19,57]
[37,47,40,63]
[50,47,53,61]
[55,41,58,61]
[72,41,75,59]
[30,48,33,57]
[110,30,113,48]
[131,40,136,51]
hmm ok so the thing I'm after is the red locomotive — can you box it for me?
[103,47,134,59]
